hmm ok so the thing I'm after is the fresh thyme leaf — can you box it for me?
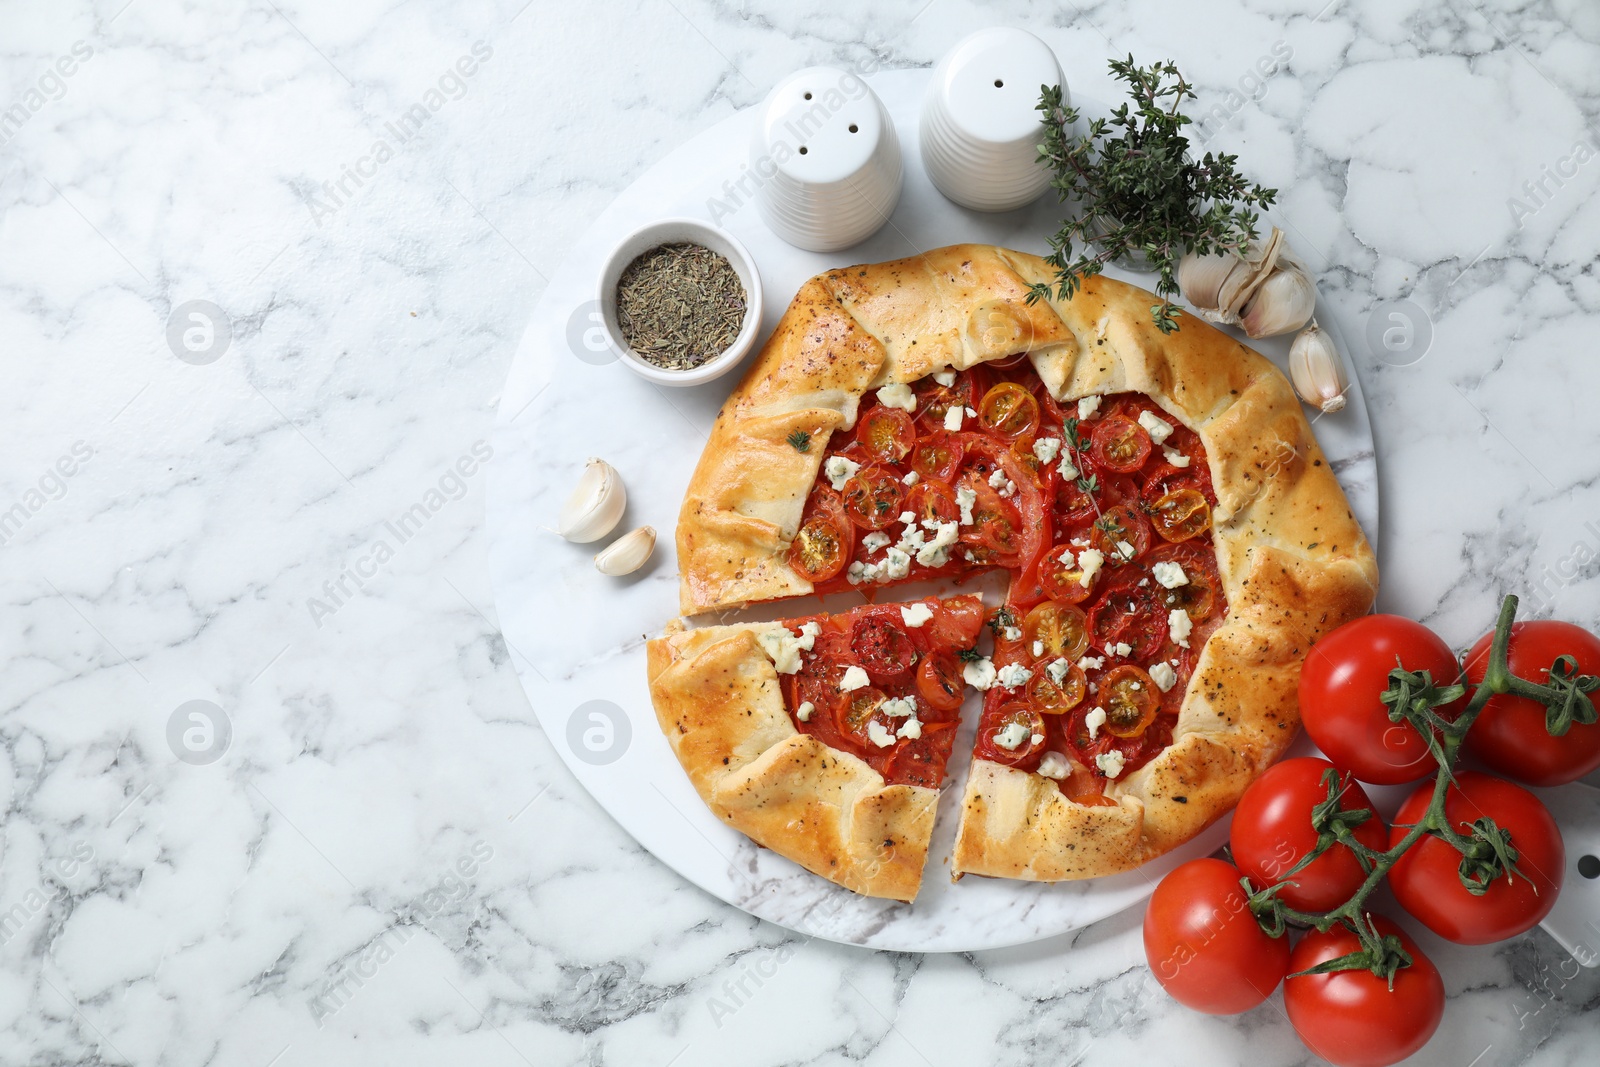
[787,430,811,453]
[959,647,983,663]
[1029,57,1278,333]
[987,607,1018,636]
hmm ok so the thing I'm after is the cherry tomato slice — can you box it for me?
[1149,488,1212,543]
[1054,470,1097,524]
[1028,663,1087,713]
[1091,504,1153,564]
[957,474,1023,564]
[1090,575,1168,660]
[883,722,957,788]
[910,432,965,482]
[916,649,966,712]
[1039,544,1096,605]
[925,594,986,648]
[907,480,960,525]
[977,702,1047,766]
[835,686,893,747]
[1090,415,1152,473]
[1145,543,1221,622]
[1023,602,1090,661]
[977,382,1041,440]
[857,407,915,464]
[852,613,916,681]
[913,375,974,430]
[1100,665,1160,738]
[787,514,849,582]
[841,466,907,530]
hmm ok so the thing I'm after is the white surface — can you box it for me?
[5,1,1600,1063]
[486,68,1380,952]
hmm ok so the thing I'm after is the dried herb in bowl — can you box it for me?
[615,243,747,371]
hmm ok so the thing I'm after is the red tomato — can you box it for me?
[1462,620,1600,786]
[916,650,965,712]
[907,480,960,526]
[851,613,916,682]
[1299,615,1465,784]
[925,595,985,649]
[856,406,915,464]
[976,703,1047,766]
[1387,770,1563,944]
[1283,916,1444,1067]
[840,466,906,530]
[910,431,965,482]
[1089,571,1167,660]
[1090,415,1152,472]
[1090,504,1153,563]
[883,722,956,788]
[1230,758,1389,912]
[786,489,853,583]
[1143,858,1290,1014]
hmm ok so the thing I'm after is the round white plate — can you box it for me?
[487,68,1380,952]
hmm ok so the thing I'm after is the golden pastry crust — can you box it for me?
[665,244,1378,888]
[646,621,938,902]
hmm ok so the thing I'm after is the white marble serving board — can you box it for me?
[486,68,1380,952]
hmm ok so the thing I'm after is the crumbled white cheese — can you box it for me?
[1095,749,1127,779]
[966,406,978,417]
[1003,626,1022,642]
[963,656,997,690]
[996,663,1033,689]
[1149,661,1178,692]
[1054,546,1075,570]
[898,510,916,525]
[847,561,867,584]
[895,525,926,556]
[877,383,916,412]
[862,531,891,554]
[1078,655,1105,671]
[900,602,934,628]
[993,722,1032,750]
[1114,539,1136,561]
[824,455,860,491]
[1037,751,1071,780]
[1138,410,1175,444]
[1152,561,1188,589]
[1112,642,1132,658]
[956,486,977,525]
[1077,396,1101,420]
[1046,658,1072,685]
[796,701,815,722]
[840,665,871,692]
[902,470,919,485]
[756,622,820,674]
[944,405,964,432]
[987,468,1015,497]
[896,717,922,740]
[1085,705,1107,740]
[882,547,911,581]
[933,370,956,387]
[1169,608,1194,648]
[915,521,960,568]
[880,696,917,718]
[1163,448,1191,468]
[1058,453,1080,481]
[1033,437,1062,464]
[1138,578,1149,587]
[867,719,897,748]
[1077,548,1105,587]
[1032,640,1045,657]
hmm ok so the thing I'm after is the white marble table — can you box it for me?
[1,2,1596,1064]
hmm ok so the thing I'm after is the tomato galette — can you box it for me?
[648,244,1377,901]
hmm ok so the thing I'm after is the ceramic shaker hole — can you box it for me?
[849,124,859,133]
[1579,854,1599,879]
[798,146,808,154]
[994,79,1003,87]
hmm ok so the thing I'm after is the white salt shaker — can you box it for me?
[920,28,1065,212]
[750,66,903,252]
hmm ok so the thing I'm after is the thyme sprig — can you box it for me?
[1027,57,1278,333]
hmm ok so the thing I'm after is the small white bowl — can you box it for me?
[596,218,764,388]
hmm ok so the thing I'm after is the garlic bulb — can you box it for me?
[1178,227,1317,339]
[595,525,656,576]
[1289,322,1349,414]
[558,458,626,543]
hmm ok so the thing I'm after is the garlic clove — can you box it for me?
[1289,322,1349,413]
[558,458,627,543]
[1177,249,1244,315]
[1239,252,1317,339]
[1178,227,1284,324]
[1219,228,1284,319]
[595,525,656,576]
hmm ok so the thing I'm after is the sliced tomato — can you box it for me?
[787,489,853,582]
[1090,415,1152,472]
[852,613,916,681]
[957,474,1023,565]
[857,406,915,464]
[1089,572,1168,660]
[910,431,965,482]
[882,722,957,788]
[916,650,966,712]
[925,595,986,648]
[977,382,1041,440]
[1100,665,1160,738]
[1053,468,1097,524]
[841,466,906,530]
[835,686,893,747]
[1039,544,1096,605]
[1029,663,1086,714]
[1023,602,1090,661]
[976,703,1047,766]
[1091,504,1153,564]
[913,374,974,430]
[907,480,960,525]
[1145,543,1220,622]
[1148,487,1212,543]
